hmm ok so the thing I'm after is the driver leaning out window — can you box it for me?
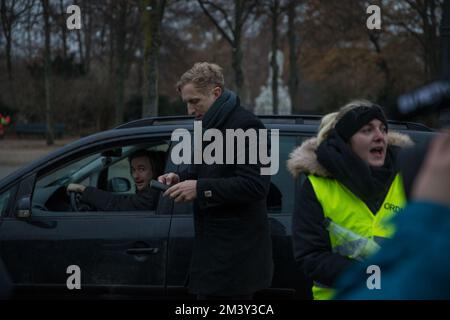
[67,149,165,211]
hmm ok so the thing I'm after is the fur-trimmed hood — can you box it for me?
[287,131,414,178]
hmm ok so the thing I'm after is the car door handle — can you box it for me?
[126,248,159,255]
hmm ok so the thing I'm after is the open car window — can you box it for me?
[31,140,170,214]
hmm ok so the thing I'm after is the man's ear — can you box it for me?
[213,86,222,98]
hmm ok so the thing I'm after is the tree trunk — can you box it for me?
[76,28,85,66]
[5,33,12,82]
[441,0,450,81]
[114,0,127,125]
[197,0,254,105]
[108,6,115,77]
[0,0,12,82]
[287,0,299,112]
[369,32,394,105]
[83,0,92,73]
[59,0,67,59]
[42,0,54,145]
[141,0,166,118]
[413,0,440,80]
[232,42,245,100]
[5,35,17,110]
[233,0,247,102]
[0,0,17,110]
[270,0,280,115]
[427,0,439,80]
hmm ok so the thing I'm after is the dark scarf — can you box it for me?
[317,130,396,212]
[201,89,238,129]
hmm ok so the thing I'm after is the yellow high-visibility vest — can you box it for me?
[307,173,406,300]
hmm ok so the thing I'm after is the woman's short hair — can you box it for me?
[176,62,225,94]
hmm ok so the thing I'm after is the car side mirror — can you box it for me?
[108,177,131,193]
[15,195,31,219]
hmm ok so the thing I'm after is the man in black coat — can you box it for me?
[159,62,273,299]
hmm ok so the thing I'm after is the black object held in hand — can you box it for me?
[150,180,170,192]
[395,81,450,120]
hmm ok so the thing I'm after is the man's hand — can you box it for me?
[163,180,197,202]
[67,183,86,193]
[158,173,180,186]
[412,129,450,207]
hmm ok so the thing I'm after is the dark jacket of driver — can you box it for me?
[81,186,159,211]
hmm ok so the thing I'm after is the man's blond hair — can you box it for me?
[176,62,225,94]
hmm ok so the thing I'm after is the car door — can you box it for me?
[263,132,313,299]
[161,141,195,299]
[0,137,173,299]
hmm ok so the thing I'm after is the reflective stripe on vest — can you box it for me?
[308,173,406,300]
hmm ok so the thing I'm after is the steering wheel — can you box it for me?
[69,191,93,212]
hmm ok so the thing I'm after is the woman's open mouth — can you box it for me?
[370,146,385,158]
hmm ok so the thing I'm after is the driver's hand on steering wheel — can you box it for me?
[67,183,86,194]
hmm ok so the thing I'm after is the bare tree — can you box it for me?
[72,1,94,73]
[441,0,450,81]
[0,0,34,81]
[368,30,394,104]
[262,0,287,114]
[42,0,54,145]
[0,0,34,110]
[390,0,444,80]
[58,0,68,59]
[198,0,258,102]
[141,0,167,117]
[287,0,300,111]
[114,0,127,125]
[83,0,93,73]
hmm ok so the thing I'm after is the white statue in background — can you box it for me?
[254,50,292,115]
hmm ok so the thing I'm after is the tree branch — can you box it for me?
[241,0,258,27]
[398,20,426,48]
[198,0,233,45]
[200,0,234,34]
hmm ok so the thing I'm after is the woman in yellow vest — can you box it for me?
[287,100,413,300]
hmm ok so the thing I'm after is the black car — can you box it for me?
[0,115,435,299]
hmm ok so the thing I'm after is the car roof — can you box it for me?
[114,115,434,132]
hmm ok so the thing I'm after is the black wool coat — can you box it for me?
[180,89,273,296]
